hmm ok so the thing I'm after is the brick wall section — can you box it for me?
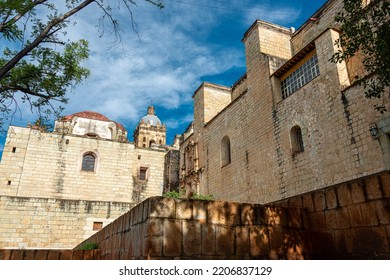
[275,171,390,259]
[0,249,100,260]
[76,197,311,260]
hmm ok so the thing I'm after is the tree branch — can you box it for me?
[0,0,95,80]
[0,0,48,33]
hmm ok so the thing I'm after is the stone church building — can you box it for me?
[0,0,389,253]
[0,106,178,249]
[179,0,390,204]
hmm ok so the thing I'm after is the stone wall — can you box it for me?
[180,0,390,204]
[76,196,310,260]
[276,171,390,259]
[0,126,166,203]
[0,249,100,260]
[76,171,390,260]
[0,196,133,249]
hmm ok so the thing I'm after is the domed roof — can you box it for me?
[61,111,126,131]
[141,115,162,126]
[140,106,162,126]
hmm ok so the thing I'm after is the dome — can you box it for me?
[61,111,126,131]
[140,106,162,126]
[141,115,162,126]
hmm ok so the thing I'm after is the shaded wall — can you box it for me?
[0,249,100,260]
[76,171,390,260]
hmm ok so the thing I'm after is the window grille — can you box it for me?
[82,153,96,172]
[281,54,320,99]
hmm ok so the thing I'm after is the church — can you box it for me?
[0,106,179,249]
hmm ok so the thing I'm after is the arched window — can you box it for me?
[290,125,304,154]
[82,152,96,172]
[221,135,231,167]
[149,140,156,147]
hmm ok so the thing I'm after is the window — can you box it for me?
[93,222,103,231]
[281,53,320,99]
[12,147,16,153]
[139,167,148,180]
[143,137,146,142]
[149,140,155,147]
[82,153,96,172]
[290,126,304,154]
[221,135,231,167]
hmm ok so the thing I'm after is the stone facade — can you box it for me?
[0,109,178,248]
[180,0,390,204]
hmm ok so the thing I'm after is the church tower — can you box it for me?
[133,105,166,148]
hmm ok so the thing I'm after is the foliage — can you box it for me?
[78,241,99,250]
[330,0,389,112]
[163,190,215,200]
[0,0,164,128]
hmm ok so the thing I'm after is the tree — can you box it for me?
[0,0,164,127]
[331,0,389,112]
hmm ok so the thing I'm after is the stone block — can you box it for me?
[249,226,269,258]
[364,177,383,200]
[183,221,201,256]
[146,218,162,236]
[0,250,12,260]
[288,196,303,208]
[334,229,357,255]
[356,227,389,254]
[375,200,390,225]
[23,250,36,260]
[287,208,302,228]
[144,236,162,258]
[325,188,338,209]
[208,201,226,225]
[380,173,390,198]
[265,206,285,226]
[336,207,351,229]
[149,197,175,219]
[336,184,353,206]
[360,202,379,226]
[308,212,327,230]
[201,224,215,255]
[302,193,315,212]
[241,203,254,225]
[163,219,182,257]
[347,204,364,227]
[235,227,250,258]
[59,250,73,260]
[313,191,326,211]
[193,200,207,222]
[10,250,23,260]
[176,200,192,220]
[325,210,338,230]
[72,250,84,260]
[350,181,365,203]
[215,225,234,256]
[225,202,241,226]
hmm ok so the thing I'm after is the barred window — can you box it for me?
[82,153,96,172]
[281,54,320,99]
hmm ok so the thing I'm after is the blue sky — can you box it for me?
[0,0,327,155]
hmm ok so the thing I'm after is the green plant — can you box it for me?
[79,242,98,250]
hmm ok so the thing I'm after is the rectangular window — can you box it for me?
[12,147,16,153]
[139,167,148,180]
[281,53,320,99]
